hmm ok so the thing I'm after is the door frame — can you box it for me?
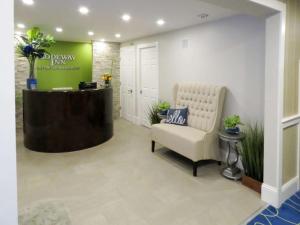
[136,42,159,126]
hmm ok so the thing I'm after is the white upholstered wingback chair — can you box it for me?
[151,83,226,176]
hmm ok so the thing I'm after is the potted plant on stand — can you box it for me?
[16,27,55,89]
[240,124,264,193]
[157,101,171,116]
[224,115,243,134]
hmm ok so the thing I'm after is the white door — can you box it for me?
[137,43,159,127]
[120,46,136,123]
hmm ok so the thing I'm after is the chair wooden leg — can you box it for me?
[151,141,155,153]
[193,162,198,177]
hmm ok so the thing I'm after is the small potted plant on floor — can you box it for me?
[16,27,55,90]
[240,124,264,193]
[148,103,161,125]
[224,115,242,134]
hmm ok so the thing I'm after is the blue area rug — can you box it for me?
[248,191,300,225]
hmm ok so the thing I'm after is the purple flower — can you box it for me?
[23,45,34,57]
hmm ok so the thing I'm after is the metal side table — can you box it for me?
[218,130,245,181]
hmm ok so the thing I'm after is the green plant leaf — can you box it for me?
[147,103,161,125]
[158,101,171,111]
[224,115,242,128]
[16,27,55,63]
[19,35,29,44]
[239,123,264,182]
[26,27,41,42]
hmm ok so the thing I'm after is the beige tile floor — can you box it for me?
[17,119,265,225]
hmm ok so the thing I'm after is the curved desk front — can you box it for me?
[23,88,113,153]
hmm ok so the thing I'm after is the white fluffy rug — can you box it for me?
[19,201,71,225]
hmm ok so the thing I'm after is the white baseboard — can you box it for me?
[280,176,299,204]
[261,183,280,208]
[120,115,140,126]
[262,177,299,208]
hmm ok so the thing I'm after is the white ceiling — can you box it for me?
[14,0,240,43]
[199,0,277,17]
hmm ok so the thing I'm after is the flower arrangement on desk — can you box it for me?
[16,27,55,90]
[101,59,115,87]
[101,73,112,87]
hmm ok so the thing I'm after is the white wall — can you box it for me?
[122,15,266,124]
[0,0,18,224]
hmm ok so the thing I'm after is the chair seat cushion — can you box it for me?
[151,123,207,161]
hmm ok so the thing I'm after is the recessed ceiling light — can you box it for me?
[115,33,121,38]
[56,27,63,33]
[17,23,26,29]
[122,14,131,22]
[100,38,106,42]
[15,31,23,35]
[88,31,94,36]
[22,0,34,5]
[156,19,165,26]
[79,6,89,15]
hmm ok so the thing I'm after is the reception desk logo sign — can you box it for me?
[37,53,80,71]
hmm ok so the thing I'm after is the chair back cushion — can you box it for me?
[174,83,226,132]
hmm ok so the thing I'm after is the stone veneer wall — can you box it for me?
[92,41,121,119]
[15,55,28,131]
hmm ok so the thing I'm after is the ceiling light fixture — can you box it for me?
[156,19,165,26]
[15,31,23,35]
[115,33,121,38]
[79,6,89,15]
[122,14,131,22]
[88,31,94,36]
[22,0,34,5]
[17,23,26,29]
[56,27,63,33]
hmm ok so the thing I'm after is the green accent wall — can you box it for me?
[36,41,92,90]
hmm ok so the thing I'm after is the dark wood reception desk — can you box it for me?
[23,88,113,153]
